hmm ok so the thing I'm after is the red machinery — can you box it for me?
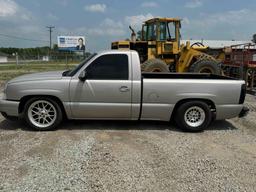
[221,43,256,92]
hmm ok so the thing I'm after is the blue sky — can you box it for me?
[0,0,256,52]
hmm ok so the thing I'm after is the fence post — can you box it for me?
[66,53,68,68]
[15,52,19,66]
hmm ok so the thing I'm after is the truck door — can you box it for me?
[69,53,132,119]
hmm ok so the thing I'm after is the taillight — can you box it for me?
[239,84,246,104]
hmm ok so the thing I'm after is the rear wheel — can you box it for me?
[174,101,212,132]
[142,59,169,72]
[189,60,221,75]
[24,97,63,131]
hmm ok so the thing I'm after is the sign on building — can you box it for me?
[57,36,85,51]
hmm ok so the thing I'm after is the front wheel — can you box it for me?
[24,97,63,131]
[174,101,212,132]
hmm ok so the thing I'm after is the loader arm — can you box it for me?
[177,42,216,72]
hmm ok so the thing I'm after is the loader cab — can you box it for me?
[141,18,181,62]
[111,18,182,64]
[142,18,181,42]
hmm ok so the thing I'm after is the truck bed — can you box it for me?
[142,73,236,80]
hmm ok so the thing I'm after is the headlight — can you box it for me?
[2,82,8,99]
[3,83,8,94]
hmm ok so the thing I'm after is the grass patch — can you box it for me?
[0,62,77,81]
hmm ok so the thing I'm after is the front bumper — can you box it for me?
[0,96,20,117]
[239,106,249,118]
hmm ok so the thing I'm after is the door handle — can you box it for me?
[119,86,130,92]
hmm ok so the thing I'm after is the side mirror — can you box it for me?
[78,70,88,81]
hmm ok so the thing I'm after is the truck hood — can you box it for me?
[8,71,65,84]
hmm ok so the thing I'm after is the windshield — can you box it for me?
[64,53,97,76]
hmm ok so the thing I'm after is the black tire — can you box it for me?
[142,59,169,72]
[1,112,18,121]
[174,101,212,132]
[23,97,63,131]
[189,60,221,75]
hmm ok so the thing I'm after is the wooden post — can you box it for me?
[240,49,244,80]
[250,69,255,91]
[245,69,249,87]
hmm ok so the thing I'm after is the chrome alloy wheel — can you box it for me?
[184,106,206,127]
[28,100,57,128]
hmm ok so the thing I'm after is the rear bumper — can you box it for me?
[0,97,19,117]
[216,104,244,120]
[239,106,249,118]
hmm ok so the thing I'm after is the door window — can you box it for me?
[147,23,157,41]
[159,22,167,41]
[86,54,129,80]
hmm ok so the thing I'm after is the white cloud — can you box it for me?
[47,13,59,21]
[182,9,256,40]
[0,0,32,21]
[185,0,202,8]
[88,28,125,36]
[84,4,106,13]
[58,14,155,37]
[0,0,46,48]
[88,18,125,36]
[125,13,154,29]
[57,0,69,7]
[141,2,158,7]
[102,18,124,29]
[0,0,18,17]
[182,17,190,25]
[190,9,256,27]
[56,17,126,38]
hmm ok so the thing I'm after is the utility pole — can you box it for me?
[46,26,55,49]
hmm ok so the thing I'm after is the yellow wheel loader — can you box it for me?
[111,17,221,74]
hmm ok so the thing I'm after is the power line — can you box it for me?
[0,33,49,42]
[46,26,55,49]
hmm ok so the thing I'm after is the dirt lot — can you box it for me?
[0,93,256,191]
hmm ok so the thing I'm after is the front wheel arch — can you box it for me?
[23,97,63,131]
[19,95,67,119]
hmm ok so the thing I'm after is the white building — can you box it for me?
[0,52,8,63]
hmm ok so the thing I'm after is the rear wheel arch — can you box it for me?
[171,99,216,132]
[170,98,216,121]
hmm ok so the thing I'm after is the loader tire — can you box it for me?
[142,59,169,72]
[189,60,221,75]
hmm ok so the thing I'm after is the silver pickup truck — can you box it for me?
[0,50,248,132]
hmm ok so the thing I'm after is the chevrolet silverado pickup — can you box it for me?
[0,50,248,131]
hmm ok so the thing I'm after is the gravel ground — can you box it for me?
[0,95,256,192]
